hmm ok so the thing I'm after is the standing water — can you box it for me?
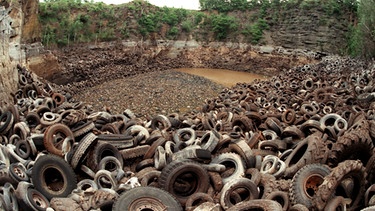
[176,68,268,87]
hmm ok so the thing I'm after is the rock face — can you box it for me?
[270,8,353,53]
[0,0,42,106]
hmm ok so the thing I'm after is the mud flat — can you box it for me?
[176,68,268,87]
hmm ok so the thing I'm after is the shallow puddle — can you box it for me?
[176,68,268,87]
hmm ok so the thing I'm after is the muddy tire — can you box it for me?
[265,191,290,211]
[50,197,83,211]
[226,199,283,211]
[290,163,331,209]
[113,187,182,211]
[328,119,374,167]
[313,160,366,210]
[43,123,74,157]
[220,178,259,209]
[284,133,327,178]
[159,160,209,205]
[32,154,77,200]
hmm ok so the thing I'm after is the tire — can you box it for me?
[32,154,77,200]
[50,197,83,211]
[2,182,18,211]
[9,162,29,184]
[25,111,40,128]
[150,115,172,131]
[229,139,255,168]
[96,134,134,149]
[313,160,366,211]
[290,163,331,209]
[185,193,213,211]
[71,121,95,138]
[328,118,374,167]
[70,132,97,169]
[86,142,123,172]
[210,152,246,184]
[43,123,75,157]
[15,140,31,159]
[324,196,351,211]
[220,178,259,209]
[113,187,182,211]
[27,188,50,211]
[226,199,283,211]
[265,191,290,211]
[284,132,327,178]
[0,111,13,135]
[159,160,209,205]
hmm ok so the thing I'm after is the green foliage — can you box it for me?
[167,26,179,38]
[181,20,193,33]
[348,0,375,58]
[210,14,238,40]
[138,13,160,36]
[194,12,206,25]
[199,0,249,12]
[161,7,179,26]
[242,18,269,44]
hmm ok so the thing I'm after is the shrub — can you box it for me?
[210,14,238,40]
[167,26,179,39]
[181,20,193,32]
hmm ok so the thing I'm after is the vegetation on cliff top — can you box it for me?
[39,0,374,58]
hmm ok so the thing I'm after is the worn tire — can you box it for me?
[43,123,74,157]
[113,187,182,211]
[290,163,331,209]
[159,160,209,205]
[32,154,77,200]
[70,132,97,169]
[210,152,246,184]
[328,119,374,167]
[86,142,123,172]
[226,199,283,211]
[284,133,327,178]
[313,160,366,211]
[220,177,259,209]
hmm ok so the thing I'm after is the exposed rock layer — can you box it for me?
[0,0,45,106]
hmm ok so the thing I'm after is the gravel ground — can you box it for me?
[73,69,226,119]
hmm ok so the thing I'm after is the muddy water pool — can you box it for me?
[176,68,268,87]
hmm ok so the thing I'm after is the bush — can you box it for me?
[138,13,161,36]
[181,20,193,32]
[167,26,179,38]
[242,18,269,44]
[210,14,238,40]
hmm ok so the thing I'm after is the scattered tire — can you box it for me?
[113,187,182,211]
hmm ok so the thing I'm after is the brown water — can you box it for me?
[176,68,267,87]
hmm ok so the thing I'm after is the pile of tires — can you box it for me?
[0,58,374,210]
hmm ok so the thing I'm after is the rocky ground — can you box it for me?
[74,69,226,119]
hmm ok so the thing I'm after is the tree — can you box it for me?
[358,0,375,58]
[351,0,375,58]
